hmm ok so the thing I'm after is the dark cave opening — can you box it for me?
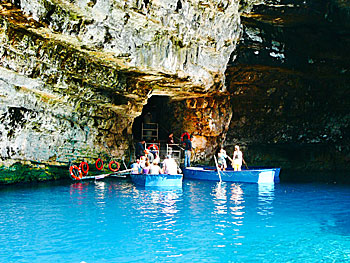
[132,96,175,143]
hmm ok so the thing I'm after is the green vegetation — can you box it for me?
[0,162,68,184]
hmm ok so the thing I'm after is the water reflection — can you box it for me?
[134,186,182,218]
[211,182,246,247]
[257,183,275,217]
[94,180,107,200]
[229,184,245,221]
[69,182,89,195]
[69,182,90,205]
[212,182,227,214]
[212,183,245,216]
[69,181,109,208]
[230,184,244,205]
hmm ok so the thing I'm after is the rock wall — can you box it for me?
[1,0,349,184]
[0,0,252,183]
[170,95,232,162]
[225,0,350,178]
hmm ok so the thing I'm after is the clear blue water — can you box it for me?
[1,179,350,263]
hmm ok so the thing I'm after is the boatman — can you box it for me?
[135,139,146,159]
[232,145,243,171]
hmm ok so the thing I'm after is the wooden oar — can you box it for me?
[94,169,133,180]
[227,155,233,165]
[243,159,249,170]
[213,155,222,182]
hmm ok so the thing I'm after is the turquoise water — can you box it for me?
[1,179,350,262]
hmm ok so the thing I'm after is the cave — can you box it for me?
[132,96,176,143]
[0,0,349,184]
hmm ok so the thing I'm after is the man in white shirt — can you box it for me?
[162,155,179,175]
[149,160,162,174]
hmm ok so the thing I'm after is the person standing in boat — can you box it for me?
[167,132,175,155]
[218,147,228,171]
[135,139,146,159]
[232,145,243,171]
[183,134,193,168]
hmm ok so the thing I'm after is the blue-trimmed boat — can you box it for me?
[130,173,183,187]
[183,167,280,184]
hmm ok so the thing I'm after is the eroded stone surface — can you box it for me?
[0,0,250,182]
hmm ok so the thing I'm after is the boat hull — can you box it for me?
[183,167,280,184]
[130,174,183,187]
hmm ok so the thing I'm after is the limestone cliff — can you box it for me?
[0,0,254,182]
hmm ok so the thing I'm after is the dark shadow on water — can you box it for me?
[320,212,350,236]
[280,169,350,184]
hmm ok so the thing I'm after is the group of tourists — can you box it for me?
[131,154,181,175]
[217,145,245,171]
[135,133,244,173]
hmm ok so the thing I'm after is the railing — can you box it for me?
[166,143,183,162]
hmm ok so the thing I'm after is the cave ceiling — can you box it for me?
[227,0,350,90]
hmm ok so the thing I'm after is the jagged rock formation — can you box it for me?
[0,0,254,182]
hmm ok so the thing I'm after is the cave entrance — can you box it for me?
[132,96,176,143]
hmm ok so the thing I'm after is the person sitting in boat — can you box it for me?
[154,152,160,164]
[144,149,154,163]
[149,160,163,175]
[142,160,151,174]
[232,145,243,171]
[131,159,140,174]
[139,156,146,172]
[218,147,228,171]
[162,155,179,175]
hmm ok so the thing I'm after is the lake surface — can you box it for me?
[1,178,349,262]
